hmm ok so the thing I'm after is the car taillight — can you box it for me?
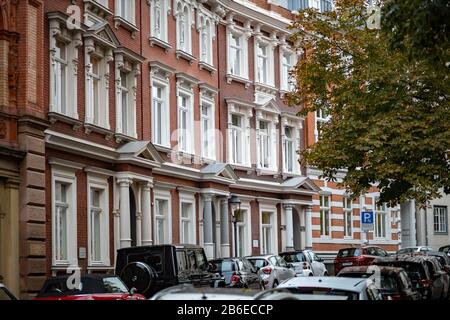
[390,294,402,301]
[262,267,272,275]
[419,279,430,288]
[302,262,310,270]
[230,274,241,285]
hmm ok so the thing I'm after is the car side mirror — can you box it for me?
[130,287,138,295]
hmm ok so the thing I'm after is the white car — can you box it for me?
[246,255,296,289]
[397,246,433,255]
[279,250,328,277]
[150,284,256,300]
[270,277,383,300]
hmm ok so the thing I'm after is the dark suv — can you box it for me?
[115,244,223,298]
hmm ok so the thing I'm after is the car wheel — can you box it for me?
[120,261,157,296]
[272,280,279,288]
[309,273,314,277]
[323,272,328,276]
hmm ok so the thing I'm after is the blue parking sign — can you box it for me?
[361,211,374,231]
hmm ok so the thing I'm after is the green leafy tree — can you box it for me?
[288,0,450,206]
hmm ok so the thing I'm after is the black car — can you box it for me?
[372,254,445,300]
[209,258,263,290]
[115,244,224,298]
[439,245,450,258]
[337,266,421,300]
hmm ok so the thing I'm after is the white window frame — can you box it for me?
[150,0,169,43]
[51,168,78,267]
[255,109,279,173]
[319,194,331,238]
[433,206,448,234]
[279,42,297,93]
[49,16,82,119]
[116,0,136,24]
[174,1,192,54]
[281,116,302,175]
[115,53,140,138]
[154,190,172,245]
[374,197,388,239]
[85,44,112,129]
[233,202,252,257]
[227,100,253,168]
[259,205,278,255]
[200,97,215,161]
[226,19,251,81]
[343,197,353,239]
[152,80,170,148]
[254,32,276,87]
[315,107,331,142]
[176,85,195,154]
[87,175,110,267]
[179,193,197,245]
[198,17,213,66]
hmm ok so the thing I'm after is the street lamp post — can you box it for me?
[229,194,241,257]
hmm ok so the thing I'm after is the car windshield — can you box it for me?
[282,253,307,263]
[337,248,360,258]
[102,277,129,294]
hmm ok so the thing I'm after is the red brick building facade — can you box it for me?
[0,0,399,298]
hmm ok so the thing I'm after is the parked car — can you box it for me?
[115,244,224,298]
[334,246,389,275]
[209,258,263,289]
[419,254,449,299]
[150,284,257,300]
[439,245,450,258]
[337,266,421,300]
[397,246,433,255]
[372,254,446,300]
[0,283,18,300]
[423,251,450,274]
[273,276,383,300]
[279,250,328,277]
[246,254,296,289]
[33,274,145,300]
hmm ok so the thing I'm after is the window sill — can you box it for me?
[176,50,197,65]
[84,123,113,140]
[201,157,216,165]
[83,0,113,19]
[230,164,253,175]
[87,265,114,273]
[256,168,279,178]
[255,82,278,96]
[433,232,449,235]
[149,37,172,52]
[48,112,82,130]
[226,74,251,89]
[199,61,216,75]
[175,151,196,164]
[115,132,137,144]
[114,16,139,39]
[282,171,302,180]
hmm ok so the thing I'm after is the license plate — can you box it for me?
[342,262,353,266]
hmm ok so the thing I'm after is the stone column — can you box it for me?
[202,194,214,259]
[284,204,294,251]
[305,205,313,249]
[118,178,132,248]
[141,182,153,246]
[409,200,417,246]
[220,198,231,258]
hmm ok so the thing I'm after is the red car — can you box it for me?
[334,246,389,275]
[34,274,146,300]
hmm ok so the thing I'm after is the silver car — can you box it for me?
[397,246,433,255]
[279,250,328,277]
[246,254,296,289]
